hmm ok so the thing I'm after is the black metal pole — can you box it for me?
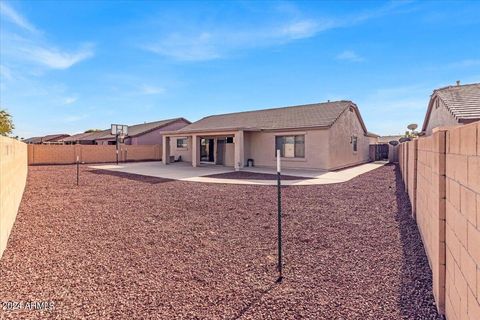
[116,133,119,165]
[277,157,283,283]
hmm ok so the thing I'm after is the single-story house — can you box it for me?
[162,100,372,171]
[366,132,380,144]
[377,135,403,144]
[23,134,70,144]
[422,82,480,135]
[95,118,190,145]
[61,130,110,145]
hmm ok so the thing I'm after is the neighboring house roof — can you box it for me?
[366,132,380,138]
[173,101,368,134]
[422,82,480,131]
[23,136,42,144]
[96,118,190,140]
[377,135,403,143]
[24,134,70,143]
[62,130,110,142]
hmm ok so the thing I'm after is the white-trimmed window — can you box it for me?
[176,138,188,148]
[352,136,358,152]
[275,135,305,158]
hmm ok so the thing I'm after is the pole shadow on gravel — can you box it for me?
[230,283,278,320]
[392,164,444,320]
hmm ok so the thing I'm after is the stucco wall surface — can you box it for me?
[0,137,28,258]
[247,129,330,170]
[328,108,370,170]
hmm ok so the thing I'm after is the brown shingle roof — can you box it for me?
[422,83,480,131]
[175,101,366,133]
[23,134,70,144]
[62,130,110,142]
[23,136,42,144]
[96,118,189,140]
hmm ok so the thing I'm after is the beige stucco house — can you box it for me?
[422,82,480,135]
[162,101,372,171]
[95,118,190,145]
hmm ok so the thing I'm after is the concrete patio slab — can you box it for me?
[90,161,388,185]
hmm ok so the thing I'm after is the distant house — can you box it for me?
[162,101,371,171]
[95,118,190,145]
[23,134,70,144]
[61,130,110,145]
[366,132,380,144]
[377,135,403,144]
[422,82,480,135]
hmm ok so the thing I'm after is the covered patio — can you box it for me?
[162,130,249,170]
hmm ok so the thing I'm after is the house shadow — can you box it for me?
[392,164,444,319]
[89,169,174,185]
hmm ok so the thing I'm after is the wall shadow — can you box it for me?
[392,164,444,319]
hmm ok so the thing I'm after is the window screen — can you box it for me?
[275,135,305,158]
[177,138,187,148]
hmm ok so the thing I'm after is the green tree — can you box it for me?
[0,109,14,136]
[84,129,102,133]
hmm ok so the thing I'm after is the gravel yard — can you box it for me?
[0,164,442,319]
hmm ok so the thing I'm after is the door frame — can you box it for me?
[200,138,215,163]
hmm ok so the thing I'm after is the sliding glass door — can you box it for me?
[200,138,215,162]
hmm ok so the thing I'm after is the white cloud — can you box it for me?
[279,19,321,39]
[145,32,220,61]
[336,50,364,62]
[0,2,37,33]
[22,44,95,69]
[0,3,94,71]
[142,2,411,61]
[143,19,330,61]
[63,97,78,105]
[139,85,165,95]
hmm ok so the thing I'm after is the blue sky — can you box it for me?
[1,0,479,138]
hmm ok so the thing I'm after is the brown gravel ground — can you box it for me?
[0,164,442,319]
[204,171,311,180]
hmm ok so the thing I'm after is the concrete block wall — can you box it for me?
[408,139,418,216]
[28,144,162,165]
[444,122,480,320]
[0,137,28,258]
[122,145,161,162]
[416,130,447,312]
[398,121,480,319]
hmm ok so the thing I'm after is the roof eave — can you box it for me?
[422,92,437,132]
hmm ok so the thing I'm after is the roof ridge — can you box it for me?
[127,117,183,127]
[434,82,480,93]
[198,100,353,121]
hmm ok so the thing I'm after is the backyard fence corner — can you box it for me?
[0,136,28,258]
[398,121,480,319]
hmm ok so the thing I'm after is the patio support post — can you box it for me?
[162,136,170,165]
[234,130,245,171]
[192,135,200,167]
